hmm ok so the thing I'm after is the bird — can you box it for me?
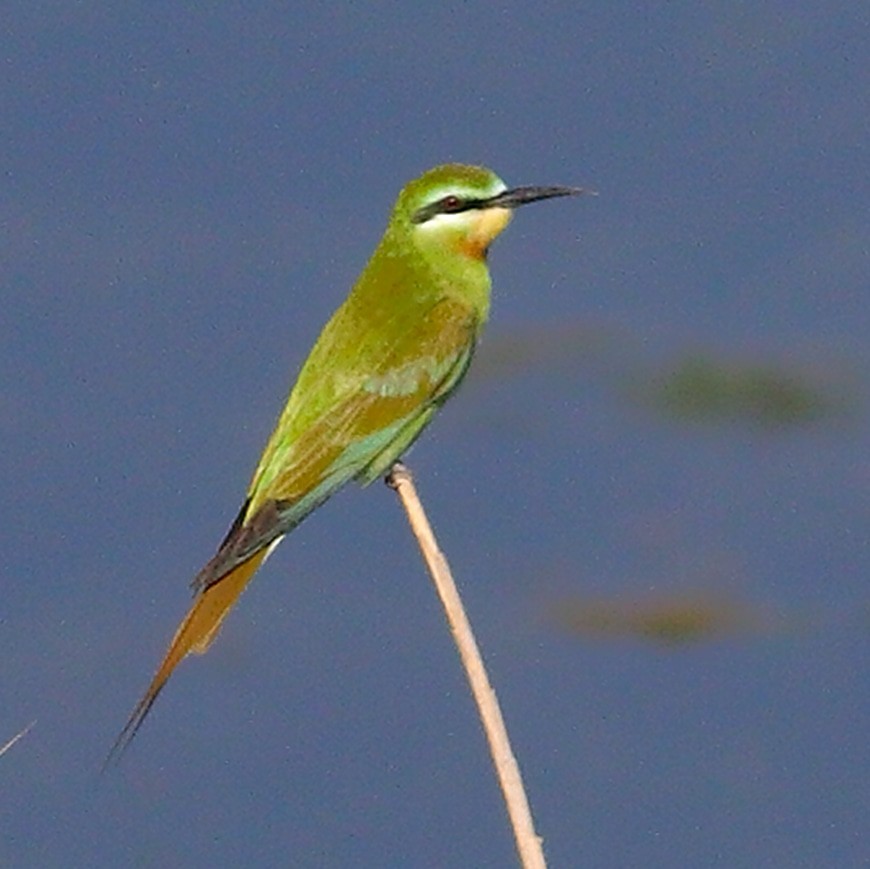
[108,163,587,763]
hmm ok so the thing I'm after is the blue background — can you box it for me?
[2,3,867,867]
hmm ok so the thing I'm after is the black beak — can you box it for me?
[483,185,593,209]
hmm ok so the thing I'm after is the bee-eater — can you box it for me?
[109,163,585,761]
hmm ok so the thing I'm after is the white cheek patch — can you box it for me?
[414,206,513,258]
[414,210,480,235]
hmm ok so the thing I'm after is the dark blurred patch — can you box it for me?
[473,321,612,382]
[475,324,858,431]
[550,590,764,647]
[637,354,852,428]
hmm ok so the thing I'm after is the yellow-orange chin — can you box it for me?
[457,206,513,259]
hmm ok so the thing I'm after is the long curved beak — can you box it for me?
[484,185,594,209]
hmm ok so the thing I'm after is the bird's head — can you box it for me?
[393,163,586,261]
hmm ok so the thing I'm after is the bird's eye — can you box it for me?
[441,195,463,212]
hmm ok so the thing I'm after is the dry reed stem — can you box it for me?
[0,720,36,759]
[387,463,546,869]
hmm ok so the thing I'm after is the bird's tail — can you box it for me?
[105,548,268,767]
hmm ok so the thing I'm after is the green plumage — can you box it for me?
[110,164,583,760]
[193,165,504,591]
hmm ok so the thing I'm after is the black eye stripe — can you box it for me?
[411,194,488,224]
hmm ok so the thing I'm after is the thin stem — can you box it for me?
[0,720,36,759]
[387,462,546,869]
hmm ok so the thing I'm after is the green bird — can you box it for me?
[110,163,585,760]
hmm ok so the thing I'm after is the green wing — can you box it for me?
[253,295,477,509]
[192,295,478,592]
